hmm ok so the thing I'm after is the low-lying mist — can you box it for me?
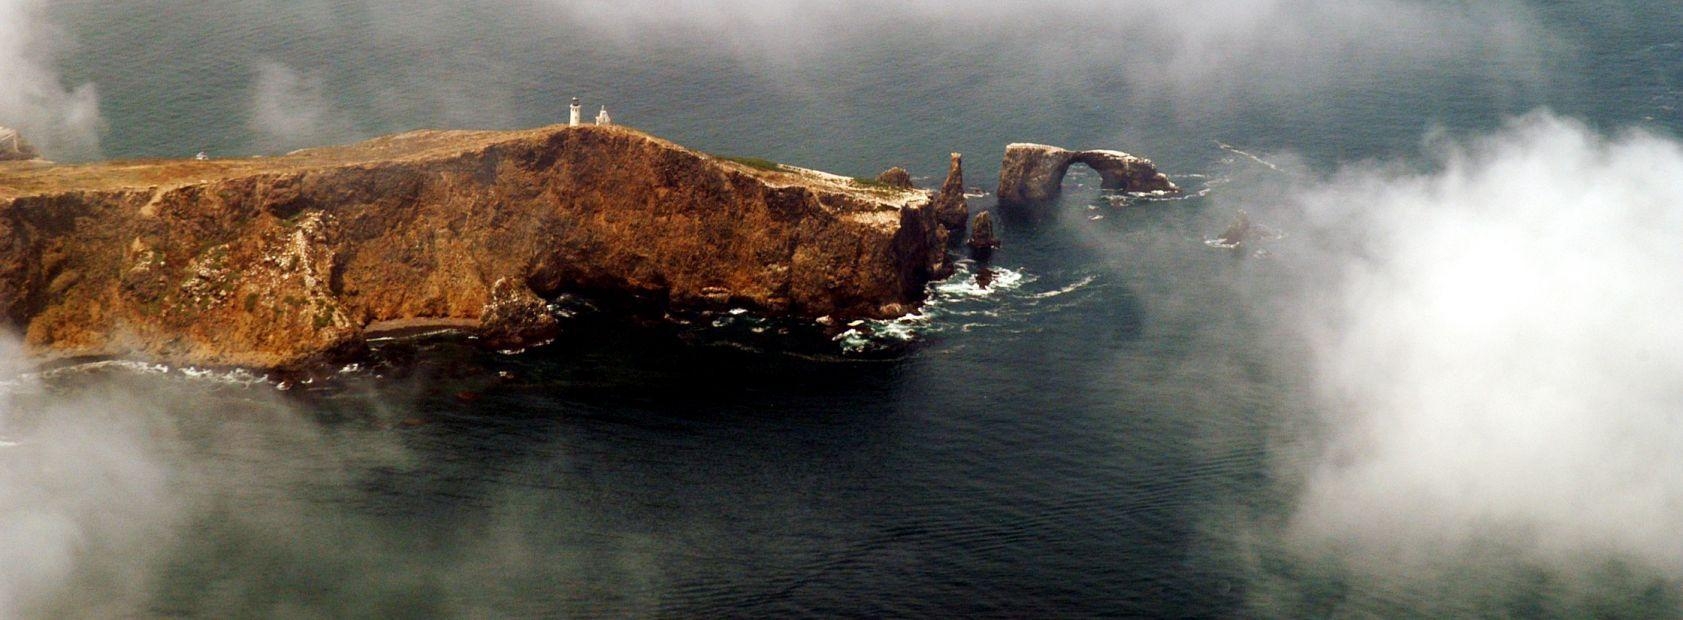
[0,341,670,617]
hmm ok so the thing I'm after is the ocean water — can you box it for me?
[6,1,1683,617]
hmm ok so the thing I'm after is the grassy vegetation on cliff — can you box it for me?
[714,155,783,171]
[850,176,896,190]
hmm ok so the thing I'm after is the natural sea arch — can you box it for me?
[995,143,1178,211]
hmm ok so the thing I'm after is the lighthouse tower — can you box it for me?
[569,97,582,126]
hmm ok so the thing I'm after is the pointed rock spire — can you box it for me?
[933,152,968,234]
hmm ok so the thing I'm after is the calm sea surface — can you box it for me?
[7,1,1683,617]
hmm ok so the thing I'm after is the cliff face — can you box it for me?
[996,143,1178,211]
[0,125,950,368]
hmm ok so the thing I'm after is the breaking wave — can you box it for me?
[834,262,1101,354]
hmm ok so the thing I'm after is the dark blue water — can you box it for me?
[7,1,1683,617]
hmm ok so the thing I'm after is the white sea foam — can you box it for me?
[367,328,465,343]
[1030,275,1097,300]
[836,264,1099,353]
[19,360,273,388]
[30,360,172,381]
[930,264,1029,299]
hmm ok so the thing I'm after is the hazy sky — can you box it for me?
[4,0,1560,161]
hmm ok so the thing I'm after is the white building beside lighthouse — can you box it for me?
[569,97,582,126]
[595,105,611,126]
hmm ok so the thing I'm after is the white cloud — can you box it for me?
[248,59,355,152]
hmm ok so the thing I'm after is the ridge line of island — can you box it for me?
[0,123,1176,370]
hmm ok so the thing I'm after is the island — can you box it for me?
[0,124,956,368]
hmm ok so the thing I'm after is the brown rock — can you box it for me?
[997,143,1178,212]
[875,166,914,189]
[0,124,951,368]
[933,152,968,234]
[477,277,559,350]
[967,211,1000,255]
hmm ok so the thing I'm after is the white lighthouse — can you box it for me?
[569,97,582,126]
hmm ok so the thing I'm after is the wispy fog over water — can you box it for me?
[4,0,1683,616]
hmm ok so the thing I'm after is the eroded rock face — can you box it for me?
[933,152,968,233]
[0,124,951,368]
[0,127,40,162]
[996,143,1177,211]
[478,277,559,350]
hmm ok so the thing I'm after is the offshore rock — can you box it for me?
[967,211,999,262]
[967,211,1000,251]
[0,124,950,368]
[875,166,914,189]
[1215,210,1255,247]
[997,143,1177,211]
[0,127,40,162]
[933,152,968,234]
[477,277,559,350]
[1211,209,1279,250]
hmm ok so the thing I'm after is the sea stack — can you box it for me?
[933,152,968,234]
[967,211,1000,260]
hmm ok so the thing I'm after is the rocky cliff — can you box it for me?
[0,124,951,368]
[996,143,1177,211]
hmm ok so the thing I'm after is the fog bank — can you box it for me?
[1284,112,1683,576]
